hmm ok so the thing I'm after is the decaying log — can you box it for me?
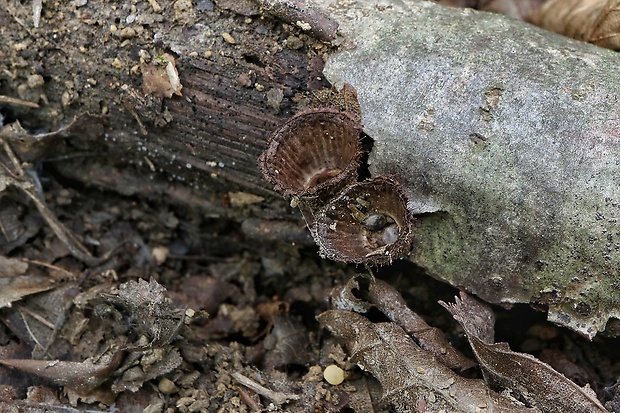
[1,0,329,223]
[322,1,620,337]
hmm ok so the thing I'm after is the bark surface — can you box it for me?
[323,0,620,337]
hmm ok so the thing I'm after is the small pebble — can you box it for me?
[119,27,136,39]
[236,73,252,88]
[197,0,214,11]
[285,35,304,50]
[323,364,345,385]
[364,214,387,231]
[222,32,236,44]
[158,377,179,394]
[27,74,45,88]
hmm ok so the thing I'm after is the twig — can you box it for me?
[0,95,40,108]
[19,308,45,350]
[21,258,76,279]
[0,139,115,266]
[237,387,262,412]
[19,306,56,329]
[0,400,108,413]
[232,372,300,406]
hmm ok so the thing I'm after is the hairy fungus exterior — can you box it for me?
[313,177,414,265]
[259,108,363,199]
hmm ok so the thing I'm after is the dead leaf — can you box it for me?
[0,256,58,309]
[101,278,185,347]
[1,283,79,359]
[440,292,608,412]
[0,137,114,266]
[0,345,124,395]
[0,114,104,162]
[262,305,315,370]
[318,310,536,412]
[587,0,620,48]
[0,198,43,254]
[528,0,620,50]
[0,276,56,309]
[331,273,476,371]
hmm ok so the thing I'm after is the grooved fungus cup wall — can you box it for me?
[259,108,363,199]
[313,177,414,265]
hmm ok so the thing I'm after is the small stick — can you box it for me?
[232,372,300,406]
[0,95,40,108]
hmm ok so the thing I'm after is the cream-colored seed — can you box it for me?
[323,364,345,385]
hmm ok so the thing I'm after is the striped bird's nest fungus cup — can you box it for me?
[259,107,363,200]
[313,177,414,265]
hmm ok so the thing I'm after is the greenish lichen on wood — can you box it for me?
[322,0,620,338]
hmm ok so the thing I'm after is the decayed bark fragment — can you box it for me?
[318,310,537,413]
[251,0,339,41]
[331,273,475,371]
[440,292,608,413]
[322,0,620,338]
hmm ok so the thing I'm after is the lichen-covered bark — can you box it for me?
[323,1,620,337]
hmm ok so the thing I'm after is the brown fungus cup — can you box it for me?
[312,177,414,265]
[259,107,363,200]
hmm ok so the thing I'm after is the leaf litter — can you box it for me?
[440,292,608,413]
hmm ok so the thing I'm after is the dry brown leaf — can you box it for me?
[440,292,608,412]
[318,310,537,413]
[528,0,620,50]
[0,136,113,266]
[0,264,57,310]
[0,199,42,253]
[101,278,185,347]
[1,283,79,359]
[0,114,104,162]
[331,273,476,371]
[0,346,124,395]
[587,0,620,48]
[261,305,315,370]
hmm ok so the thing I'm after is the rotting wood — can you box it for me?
[1,0,328,222]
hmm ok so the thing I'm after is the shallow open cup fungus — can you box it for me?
[259,108,363,199]
[313,177,414,265]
